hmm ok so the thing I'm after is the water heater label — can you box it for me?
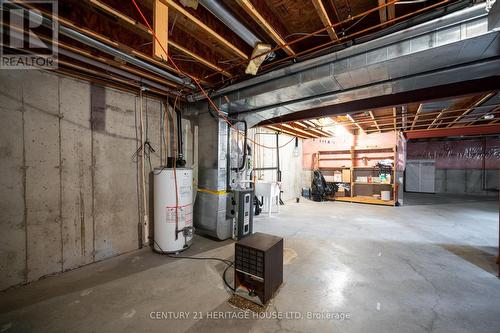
[165,207,185,224]
[165,205,193,227]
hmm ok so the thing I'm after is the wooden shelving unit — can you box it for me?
[316,146,398,206]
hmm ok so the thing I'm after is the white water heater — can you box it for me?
[154,168,194,253]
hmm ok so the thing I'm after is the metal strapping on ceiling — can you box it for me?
[189,3,500,127]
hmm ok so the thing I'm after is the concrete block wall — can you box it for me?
[0,70,181,290]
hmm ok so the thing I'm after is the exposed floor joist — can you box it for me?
[387,1,396,21]
[369,111,381,132]
[378,0,388,23]
[411,104,422,130]
[265,125,311,139]
[466,106,500,126]
[312,0,338,40]
[446,93,495,127]
[236,0,295,56]
[86,0,232,77]
[347,114,364,133]
[169,41,232,76]
[163,0,248,60]
[265,90,500,138]
[281,123,320,138]
[392,107,397,131]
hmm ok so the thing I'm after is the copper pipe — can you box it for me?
[57,61,170,96]
[2,20,184,97]
[20,2,207,84]
[205,0,449,89]
[203,0,401,81]
[258,0,450,73]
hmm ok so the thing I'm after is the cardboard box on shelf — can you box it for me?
[342,169,351,182]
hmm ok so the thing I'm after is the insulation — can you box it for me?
[245,43,272,75]
[407,137,500,169]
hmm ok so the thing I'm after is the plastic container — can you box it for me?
[381,190,391,201]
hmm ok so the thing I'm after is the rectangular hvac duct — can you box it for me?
[193,111,233,240]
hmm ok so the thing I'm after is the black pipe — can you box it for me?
[232,120,248,171]
[482,136,486,191]
[276,133,281,182]
[175,108,186,167]
[276,133,284,205]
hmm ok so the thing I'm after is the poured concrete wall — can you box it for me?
[434,169,499,195]
[0,70,195,290]
[250,128,303,201]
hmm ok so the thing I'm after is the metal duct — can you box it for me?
[58,48,177,93]
[189,3,499,127]
[193,110,233,240]
[59,26,194,89]
[199,0,261,47]
[5,1,194,89]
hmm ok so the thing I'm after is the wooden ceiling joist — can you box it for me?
[162,0,248,60]
[369,111,381,132]
[427,108,446,129]
[86,0,231,77]
[236,0,295,56]
[265,125,310,139]
[392,107,397,131]
[169,41,231,76]
[294,121,308,128]
[387,2,396,21]
[466,106,500,126]
[378,0,395,26]
[377,0,388,23]
[410,104,422,130]
[24,2,211,86]
[446,93,495,127]
[281,123,319,138]
[347,114,364,133]
[308,127,331,137]
[312,0,338,40]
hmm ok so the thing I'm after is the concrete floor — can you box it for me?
[1,193,499,333]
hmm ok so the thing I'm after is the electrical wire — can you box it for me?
[153,239,235,292]
[139,88,149,246]
[130,0,299,151]
[172,96,180,240]
[284,32,330,39]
